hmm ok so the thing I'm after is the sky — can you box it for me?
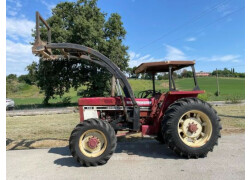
[6,0,245,75]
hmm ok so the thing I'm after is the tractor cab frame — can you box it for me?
[135,61,200,94]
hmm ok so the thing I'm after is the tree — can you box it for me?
[6,74,18,95]
[143,73,152,80]
[173,72,178,78]
[212,68,234,77]
[157,74,163,80]
[35,0,129,104]
[126,67,133,78]
[181,69,192,78]
[6,74,17,81]
[18,75,32,84]
[157,73,168,80]
[25,61,38,85]
[128,66,139,79]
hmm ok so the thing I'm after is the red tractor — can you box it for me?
[32,12,222,166]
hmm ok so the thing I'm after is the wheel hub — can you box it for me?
[188,122,198,133]
[87,136,99,149]
[182,118,202,138]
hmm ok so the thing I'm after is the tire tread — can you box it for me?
[69,118,117,167]
[161,97,221,158]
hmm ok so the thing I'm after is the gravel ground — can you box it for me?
[7,133,245,180]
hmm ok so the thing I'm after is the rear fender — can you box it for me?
[143,90,205,135]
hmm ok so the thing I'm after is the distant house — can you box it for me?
[196,72,210,77]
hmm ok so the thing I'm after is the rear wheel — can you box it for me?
[155,132,165,144]
[161,98,221,158]
[69,118,117,166]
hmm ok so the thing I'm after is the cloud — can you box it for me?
[185,37,196,42]
[6,17,35,42]
[129,46,242,74]
[165,45,187,60]
[129,45,188,67]
[198,55,241,63]
[6,40,39,75]
[7,0,22,16]
[41,0,56,13]
[183,46,195,51]
[6,40,38,63]
[129,52,140,60]
[216,3,234,17]
[129,52,157,67]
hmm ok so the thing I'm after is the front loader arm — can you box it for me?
[32,12,140,130]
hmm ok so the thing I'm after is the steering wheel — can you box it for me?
[138,90,160,98]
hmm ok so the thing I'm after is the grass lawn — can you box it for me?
[175,77,245,101]
[129,77,245,101]
[6,104,245,150]
[9,86,83,109]
[8,77,244,108]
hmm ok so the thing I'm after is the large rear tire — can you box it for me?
[161,98,222,158]
[69,118,117,166]
[155,132,165,144]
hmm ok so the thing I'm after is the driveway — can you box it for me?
[6,133,244,180]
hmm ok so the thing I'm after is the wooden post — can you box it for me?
[216,68,220,96]
[111,75,116,96]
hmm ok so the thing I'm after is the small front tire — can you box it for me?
[69,118,117,166]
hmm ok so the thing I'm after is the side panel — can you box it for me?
[78,97,153,122]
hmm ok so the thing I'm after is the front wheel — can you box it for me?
[69,118,117,166]
[161,98,222,158]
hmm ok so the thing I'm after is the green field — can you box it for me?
[8,77,244,109]
[175,77,245,101]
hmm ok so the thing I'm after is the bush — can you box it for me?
[214,91,219,96]
[6,74,17,81]
[226,95,241,104]
[77,89,86,96]
[18,75,32,85]
[17,83,31,91]
[6,80,20,94]
[62,96,71,105]
[198,93,208,101]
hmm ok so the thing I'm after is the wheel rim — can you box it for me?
[178,110,212,148]
[79,129,107,157]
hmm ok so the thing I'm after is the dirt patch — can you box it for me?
[221,128,245,134]
[6,138,68,150]
[160,82,169,88]
[6,132,145,150]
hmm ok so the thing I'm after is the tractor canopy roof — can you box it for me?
[135,61,195,74]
